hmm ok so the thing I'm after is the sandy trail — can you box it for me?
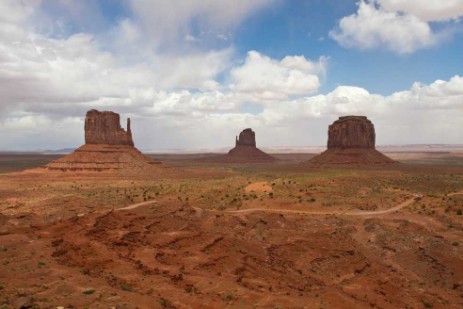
[245,181,273,193]
[92,189,461,217]
[345,197,416,216]
[117,200,157,211]
[77,200,157,216]
[194,196,417,217]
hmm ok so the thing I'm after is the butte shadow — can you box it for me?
[306,116,397,166]
[196,128,277,163]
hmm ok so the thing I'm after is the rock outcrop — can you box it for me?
[235,128,256,147]
[228,128,276,162]
[41,110,163,174]
[199,128,277,163]
[85,109,134,146]
[308,116,396,165]
[327,116,375,149]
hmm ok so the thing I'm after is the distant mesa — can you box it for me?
[199,128,277,163]
[228,128,276,162]
[42,109,162,173]
[308,116,396,165]
[234,128,256,147]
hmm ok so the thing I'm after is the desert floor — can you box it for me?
[0,152,462,308]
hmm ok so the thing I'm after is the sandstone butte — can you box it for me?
[198,128,277,163]
[84,109,134,146]
[41,109,162,173]
[308,116,397,165]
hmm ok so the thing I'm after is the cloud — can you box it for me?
[3,72,462,149]
[230,51,325,103]
[126,0,274,49]
[194,76,463,147]
[0,13,232,117]
[0,0,41,24]
[0,1,462,150]
[140,90,239,117]
[330,1,438,54]
[0,112,84,150]
[379,0,463,22]
[0,6,323,119]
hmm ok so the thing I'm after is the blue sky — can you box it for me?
[0,0,462,150]
[235,0,463,95]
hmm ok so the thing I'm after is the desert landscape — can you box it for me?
[1,2,463,309]
[0,111,462,309]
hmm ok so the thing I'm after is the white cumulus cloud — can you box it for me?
[230,51,325,103]
[330,0,438,54]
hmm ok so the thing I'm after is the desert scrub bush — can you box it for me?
[120,283,133,291]
[422,300,433,308]
[83,289,95,295]
[224,293,234,301]
[160,297,175,308]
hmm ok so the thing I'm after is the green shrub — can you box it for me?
[120,283,133,291]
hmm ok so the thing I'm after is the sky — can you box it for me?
[0,0,462,151]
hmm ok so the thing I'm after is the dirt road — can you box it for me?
[448,191,463,196]
[193,196,417,217]
[117,200,157,211]
[77,200,157,217]
[114,189,463,217]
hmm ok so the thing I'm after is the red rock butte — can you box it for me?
[41,110,163,174]
[85,109,134,146]
[199,128,277,163]
[308,116,396,165]
[235,128,256,147]
[227,128,276,162]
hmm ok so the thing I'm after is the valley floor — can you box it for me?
[0,155,462,308]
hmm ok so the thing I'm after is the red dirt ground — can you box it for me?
[0,159,462,308]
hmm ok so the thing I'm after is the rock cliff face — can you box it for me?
[327,116,375,149]
[308,116,396,165]
[235,128,256,147]
[85,110,134,146]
